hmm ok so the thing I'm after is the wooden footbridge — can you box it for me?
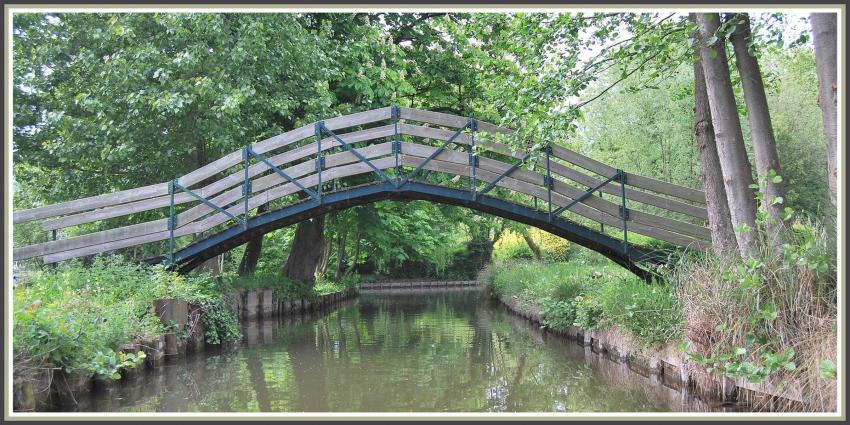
[13,106,711,279]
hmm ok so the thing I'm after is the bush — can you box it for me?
[574,293,603,329]
[13,257,241,381]
[487,260,682,345]
[597,277,682,345]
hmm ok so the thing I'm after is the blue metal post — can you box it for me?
[545,146,552,222]
[618,169,629,253]
[242,147,250,230]
[469,118,477,199]
[392,105,401,184]
[168,179,176,266]
[316,121,323,204]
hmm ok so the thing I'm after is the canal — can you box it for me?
[58,288,733,412]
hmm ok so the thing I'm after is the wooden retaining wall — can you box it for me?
[359,280,480,290]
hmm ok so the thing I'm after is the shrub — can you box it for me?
[597,277,682,345]
[13,257,242,381]
[574,293,603,329]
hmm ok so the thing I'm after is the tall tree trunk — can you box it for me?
[691,15,738,255]
[521,231,542,260]
[238,203,268,276]
[695,13,760,259]
[727,13,787,248]
[281,216,325,285]
[810,12,838,207]
[198,255,223,276]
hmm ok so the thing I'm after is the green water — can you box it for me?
[63,289,727,412]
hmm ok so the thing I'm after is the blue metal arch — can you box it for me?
[147,182,675,281]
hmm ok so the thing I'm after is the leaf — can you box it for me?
[819,360,836,380]
[733,347,747,356]
[708,48,718,59]
[772,175,783,184]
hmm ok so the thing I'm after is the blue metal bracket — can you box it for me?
[173,181,244,225]
[392,105,401,181]
[551,170,623,217]
[245,145,320,201]
[315,122,324,203]
[317,121,392,184]
[478,151,532,196]
[618,168,629,251]
[398,119,474,188]
[165,178,244,266]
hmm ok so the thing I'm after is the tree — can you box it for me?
[238,203,268,276]
[281,216,325,285]
[691,14,738,254]
[727,13,788,247]
[695,13,760,259]
[810,13,838,208]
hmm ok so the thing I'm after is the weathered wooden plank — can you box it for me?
[180,107,392,188]
[547,160,709,221]
[399,143,711,241]
[42,125,396,231]
[398,123,707,220]
[398,107,513,134]
[398,154,709,250]
[551,145,706,204]
[16,107,394,225]
[13,182,167,224]
[41,157,399,263]
[17,144,395,261]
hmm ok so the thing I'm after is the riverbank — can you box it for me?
[481,260,833,412]
[11,258,357,412]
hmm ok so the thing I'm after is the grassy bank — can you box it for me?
[13,259,361,388]
[483,261,682,347]
[484,220,837,411]
[13,257,242,383]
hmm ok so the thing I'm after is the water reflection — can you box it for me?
[57,289,735,412]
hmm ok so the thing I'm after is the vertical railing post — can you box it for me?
[392,105,401,186]
[618,169,629,253]
[469,118,478,200]
[167,179,176,266]
[545,145,553,222]
[315,121,324,204]
[599,190,605,233]
[242,146,251,230]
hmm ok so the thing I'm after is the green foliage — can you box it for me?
[819,360,836,380]
[487,260,682,345]
[13,257,241,380]
[573,293,604,329]
[539,298,578,331]
[596,278,683,345]
[676,193,836,394]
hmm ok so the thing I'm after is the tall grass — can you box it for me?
[485,260,682,346]
[674,218,837,411]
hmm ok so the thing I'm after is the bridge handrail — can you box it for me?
[13,106,712,264]
[34,148,710,264]
[14,106,705,225]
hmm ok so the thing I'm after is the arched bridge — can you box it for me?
[13,106,711,279]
